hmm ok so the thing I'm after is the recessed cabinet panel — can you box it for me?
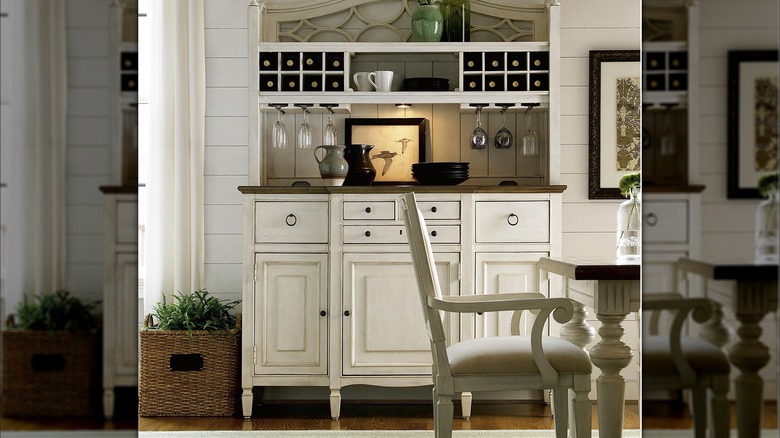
[115,253,138,376]
[475,252,546,338]
[254,253,328,375]
[255,201,329,243]
[342,252,459,376]
[116,200,139,245]
[475,201,550,243]
[643,200,688,243]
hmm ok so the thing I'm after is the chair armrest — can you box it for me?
[429,294,574,324]
[643,297,713,324]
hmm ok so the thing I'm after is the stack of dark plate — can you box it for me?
[411,162,469,185]
[402,77,450,92]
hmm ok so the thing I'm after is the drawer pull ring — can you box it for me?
[320,310,327,317]
[431,206,437,213]
[285,214,297,227]
[431,230,438,237]
[507,213,519,226]
[645,213,658,227]
[344,310,350,317]
[365,207,371,213]
[365,231,371,237]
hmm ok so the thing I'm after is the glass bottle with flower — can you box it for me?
[616,173,641,261]
[755,172,778,263]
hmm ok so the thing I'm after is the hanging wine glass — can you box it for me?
[494,105,513,149]
[470,104,488,149]
[521,104,538,156]
[660,103,676,156]
[324,106,338,146]
[297,104,312,149]
[272,104,288,149]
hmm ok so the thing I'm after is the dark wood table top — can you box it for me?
[538,256,640,281]
[677,257,778,281]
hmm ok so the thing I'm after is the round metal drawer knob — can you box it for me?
[285,214,297,226]
[507,213,519,226]
[431,230,437,237]
[344,310,350,317]
[365,231,371,237]
[320,310,327,317]
[645,213,658,226]
[365,207,372,213]
[431,206,437,213]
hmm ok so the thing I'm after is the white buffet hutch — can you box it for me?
[241,0,564,419]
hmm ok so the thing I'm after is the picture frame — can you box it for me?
[588,50,641,199]
[727,50,779,199]
[345,118,427,184]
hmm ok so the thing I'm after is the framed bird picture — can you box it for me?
[345,118,427,184]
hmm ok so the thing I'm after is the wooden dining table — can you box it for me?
[538,256,640,438]
[676,257,778,438]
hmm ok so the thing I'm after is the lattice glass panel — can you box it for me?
[274,0,539,43]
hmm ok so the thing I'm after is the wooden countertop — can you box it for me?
[538,256,640,281]
[99,185,138,194]
[238,185,567,195]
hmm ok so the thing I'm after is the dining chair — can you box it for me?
[401,192,592,438]
[643,293,730,438]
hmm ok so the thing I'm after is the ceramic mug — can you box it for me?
[353,72,374,92]
[368,70,394,92]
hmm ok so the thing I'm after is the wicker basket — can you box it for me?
[139,315,241,417]
[1,330,101,417]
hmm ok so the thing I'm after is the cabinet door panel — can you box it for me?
[342,252,459,376]
[475,252,547,338]
[114,253,138,376]
[254,253,328,375]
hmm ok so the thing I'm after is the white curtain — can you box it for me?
[144,0,206,314]
[15,1,68,299]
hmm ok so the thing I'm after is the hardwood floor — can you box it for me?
[5,399,778,432]
[136,401,639,432]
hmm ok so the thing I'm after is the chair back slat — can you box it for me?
[401,193,451,371]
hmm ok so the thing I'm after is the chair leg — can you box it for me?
[709,376,730,438]
[573,375,592,438]
[434,390,454,438]
[553,389,569,438]
[691,387,706,438]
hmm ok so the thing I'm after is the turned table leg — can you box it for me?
[560,300,596,437]
[727,280,777,438]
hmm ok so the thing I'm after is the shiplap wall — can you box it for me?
[696,0,779,400]
[0,0,111,321]
[201,0,641,399]
[64,0,113,304]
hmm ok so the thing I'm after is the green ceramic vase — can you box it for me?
[411,4,443,42]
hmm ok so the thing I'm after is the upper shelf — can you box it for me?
[258,41,550,54]
[257,91,549,107]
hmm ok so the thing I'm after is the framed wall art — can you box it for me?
[727,50,779,199]
[345,118,427,184]
[588,50,642,199]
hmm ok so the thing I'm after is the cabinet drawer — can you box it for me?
[475,201,549,243]
[255,201,329,243]
[343,201,395,220]
[343,225,460,244]
[417,201,460,220]
[643,201,688,243]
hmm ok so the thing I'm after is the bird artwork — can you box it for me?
[372,150,398,176]
[396,137,413,154]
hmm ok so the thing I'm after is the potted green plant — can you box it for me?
[2,290,101,417]
[616,172,641,261]
[139,289,241,417]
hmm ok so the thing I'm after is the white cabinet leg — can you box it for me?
[330,388,341,420]
[461,391,472,420]
[103,388,115,420]
[242,387,253,418]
